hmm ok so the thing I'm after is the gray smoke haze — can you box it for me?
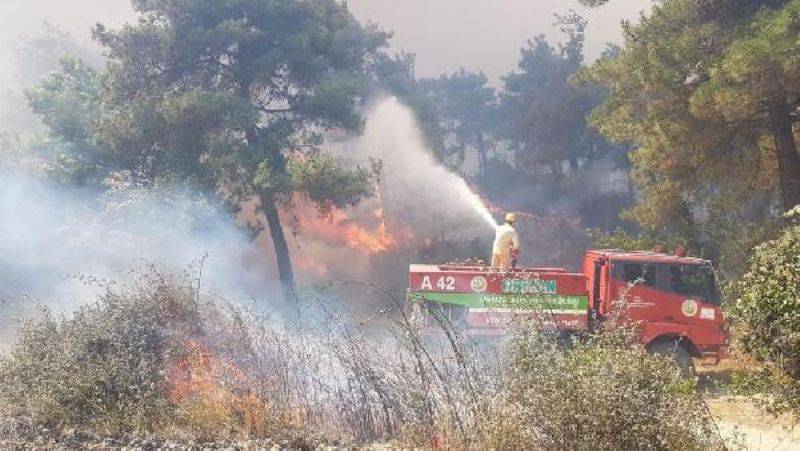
[0,171,276,335]
[0,0,132,89]
[0,0,649,325]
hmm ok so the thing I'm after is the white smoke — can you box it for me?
[0,171,277,327]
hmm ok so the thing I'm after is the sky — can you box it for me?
[0,0,653,88]
[0,0,132,87]
[347,0,653,81]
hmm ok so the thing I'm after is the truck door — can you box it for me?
[661,264,722,325]
[585,254,608,329]
[596,258,610,316]
[609,261,669,324]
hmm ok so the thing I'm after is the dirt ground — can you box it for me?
[707,396,800,450]
[697,360,800,450]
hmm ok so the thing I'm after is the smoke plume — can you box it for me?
[0,171,277,341]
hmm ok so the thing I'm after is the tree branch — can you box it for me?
[257,105,293,114]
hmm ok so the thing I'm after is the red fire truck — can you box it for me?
[408,249,727,374]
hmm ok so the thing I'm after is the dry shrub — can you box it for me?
[301,297,728,450]
[0,267,311,443]
[306,291,502,447]
[0,271,729,449]
[337,297,727,450]
[0,269,194,434]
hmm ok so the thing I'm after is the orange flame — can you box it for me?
[170,340,248,402]
[169,340,271,435]
[290,193,413,256]
[345,190,404,253]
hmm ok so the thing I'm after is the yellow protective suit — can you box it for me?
[491,222,519,269]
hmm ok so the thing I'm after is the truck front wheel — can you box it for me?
[647,340,694,378]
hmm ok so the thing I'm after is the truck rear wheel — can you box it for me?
[647,340,694,378]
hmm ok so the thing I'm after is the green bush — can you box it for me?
[479,329,725,450]
[731,208,800,412]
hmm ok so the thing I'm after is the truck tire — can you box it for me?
[647,340,694,378]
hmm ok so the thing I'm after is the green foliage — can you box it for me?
[501,13,596,174]
[731,211,800,412]
[91,0,387,192]
[482,327,725,450]
[27,58,100,144]
[27,0,390,292]
[25,58,109,186]
[101,1,387,292]
[690,0,800,211]
[691,0,800,124]
[498,11,628,190]
[419,69,497,172]
[287,152,377,215]
[581,0,800,274]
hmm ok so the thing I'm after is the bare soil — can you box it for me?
[708,396,800,450]
[697,358,800,450]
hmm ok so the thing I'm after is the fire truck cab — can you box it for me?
[585,250,727,365]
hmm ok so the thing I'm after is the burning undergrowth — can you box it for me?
[0,267,727,449]
[0,266,322,445]
[0,266,474,445]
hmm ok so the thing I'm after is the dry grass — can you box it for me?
[0,268,730,449]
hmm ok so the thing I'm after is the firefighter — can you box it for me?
[492,213,519,269]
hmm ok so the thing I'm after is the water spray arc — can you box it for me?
[352,97,499,236]
[455,176,499,230]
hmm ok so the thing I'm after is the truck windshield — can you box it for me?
[668,265,720,305]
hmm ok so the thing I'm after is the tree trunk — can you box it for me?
[261,190,296,300]
[476,133,488,181]
[768,102,800,211]
[242,117,296,301]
